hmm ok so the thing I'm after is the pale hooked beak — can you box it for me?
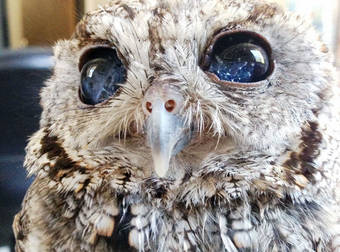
[143,83,192,177]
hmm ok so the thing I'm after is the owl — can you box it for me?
[13,0,340,251]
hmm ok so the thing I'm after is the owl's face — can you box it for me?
[39,0,333,179]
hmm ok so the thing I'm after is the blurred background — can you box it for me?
[0,0,339,251]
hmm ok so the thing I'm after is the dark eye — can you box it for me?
[201,31,273,84]
[79,47,127,105]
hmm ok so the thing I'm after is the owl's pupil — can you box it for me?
[79,48,126,105]
[209,43,269,83]
[203,31,273,84]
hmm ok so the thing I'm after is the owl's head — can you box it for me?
[35,0,335,179]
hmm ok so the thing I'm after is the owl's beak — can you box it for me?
[144,83,191,177]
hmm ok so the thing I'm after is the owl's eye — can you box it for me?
[201,31,273,84]
[79,47,127,105]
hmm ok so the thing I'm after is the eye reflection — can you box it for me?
[79,48,127,105]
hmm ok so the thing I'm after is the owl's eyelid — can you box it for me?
[204,71,267,88]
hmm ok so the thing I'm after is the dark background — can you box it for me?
[0,48,53,249]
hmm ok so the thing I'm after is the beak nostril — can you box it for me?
[165,99,176,112]
[146,102,152,113]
